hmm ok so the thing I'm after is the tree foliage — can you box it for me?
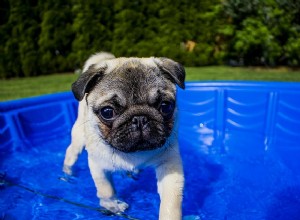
[223,0,300,66]
[0,0,299,78]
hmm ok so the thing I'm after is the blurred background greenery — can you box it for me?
[0,0,300,78]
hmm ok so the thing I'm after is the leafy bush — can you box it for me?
[0,0,299,78]
[223,0,300,66]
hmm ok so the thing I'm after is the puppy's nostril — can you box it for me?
[141,116,148,125]
[132,116,148,128]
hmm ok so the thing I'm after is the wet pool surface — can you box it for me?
[1,132,300,220]
[1,82,300,220]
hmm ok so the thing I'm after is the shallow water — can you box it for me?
[1,129,300,220]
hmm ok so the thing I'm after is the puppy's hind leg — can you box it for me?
[63,119,85,175]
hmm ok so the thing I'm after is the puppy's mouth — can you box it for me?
[112,138,167,153]
[106,115,169,153]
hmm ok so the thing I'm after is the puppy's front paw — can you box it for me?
[100,198,129,213]
[62,164,73,176]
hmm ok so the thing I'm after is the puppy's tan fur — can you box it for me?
[63,53,185,220]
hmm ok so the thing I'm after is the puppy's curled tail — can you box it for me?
[82,52,115,72]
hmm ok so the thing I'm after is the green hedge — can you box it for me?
[0,0,299,78]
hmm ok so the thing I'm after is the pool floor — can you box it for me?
[1,130,300,220]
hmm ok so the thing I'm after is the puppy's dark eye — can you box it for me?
[160,101,175,116]
[100,106,115,120]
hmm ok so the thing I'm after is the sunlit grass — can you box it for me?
[185,66,300,81]
[0,73,77,101]
[1,66,300,101]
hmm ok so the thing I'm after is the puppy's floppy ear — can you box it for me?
[154,58,186,89]
[71,65,107,101]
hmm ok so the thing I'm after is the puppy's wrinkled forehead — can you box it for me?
[71,55,185,102]
[91,60,175,105]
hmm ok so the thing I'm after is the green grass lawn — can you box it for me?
[0,73,78,101]
[186,66,300,81]
[1,66,300,101]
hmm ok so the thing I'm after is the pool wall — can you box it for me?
[2,81,300,152]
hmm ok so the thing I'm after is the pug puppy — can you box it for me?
[63,52,185,220]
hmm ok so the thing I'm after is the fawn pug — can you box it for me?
[63,52,185,220]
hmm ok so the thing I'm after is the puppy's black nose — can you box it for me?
[132,116,148,129]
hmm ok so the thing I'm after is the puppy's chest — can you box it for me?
[85,142,162,171]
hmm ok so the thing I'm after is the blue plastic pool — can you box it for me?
[1,81,300,220]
